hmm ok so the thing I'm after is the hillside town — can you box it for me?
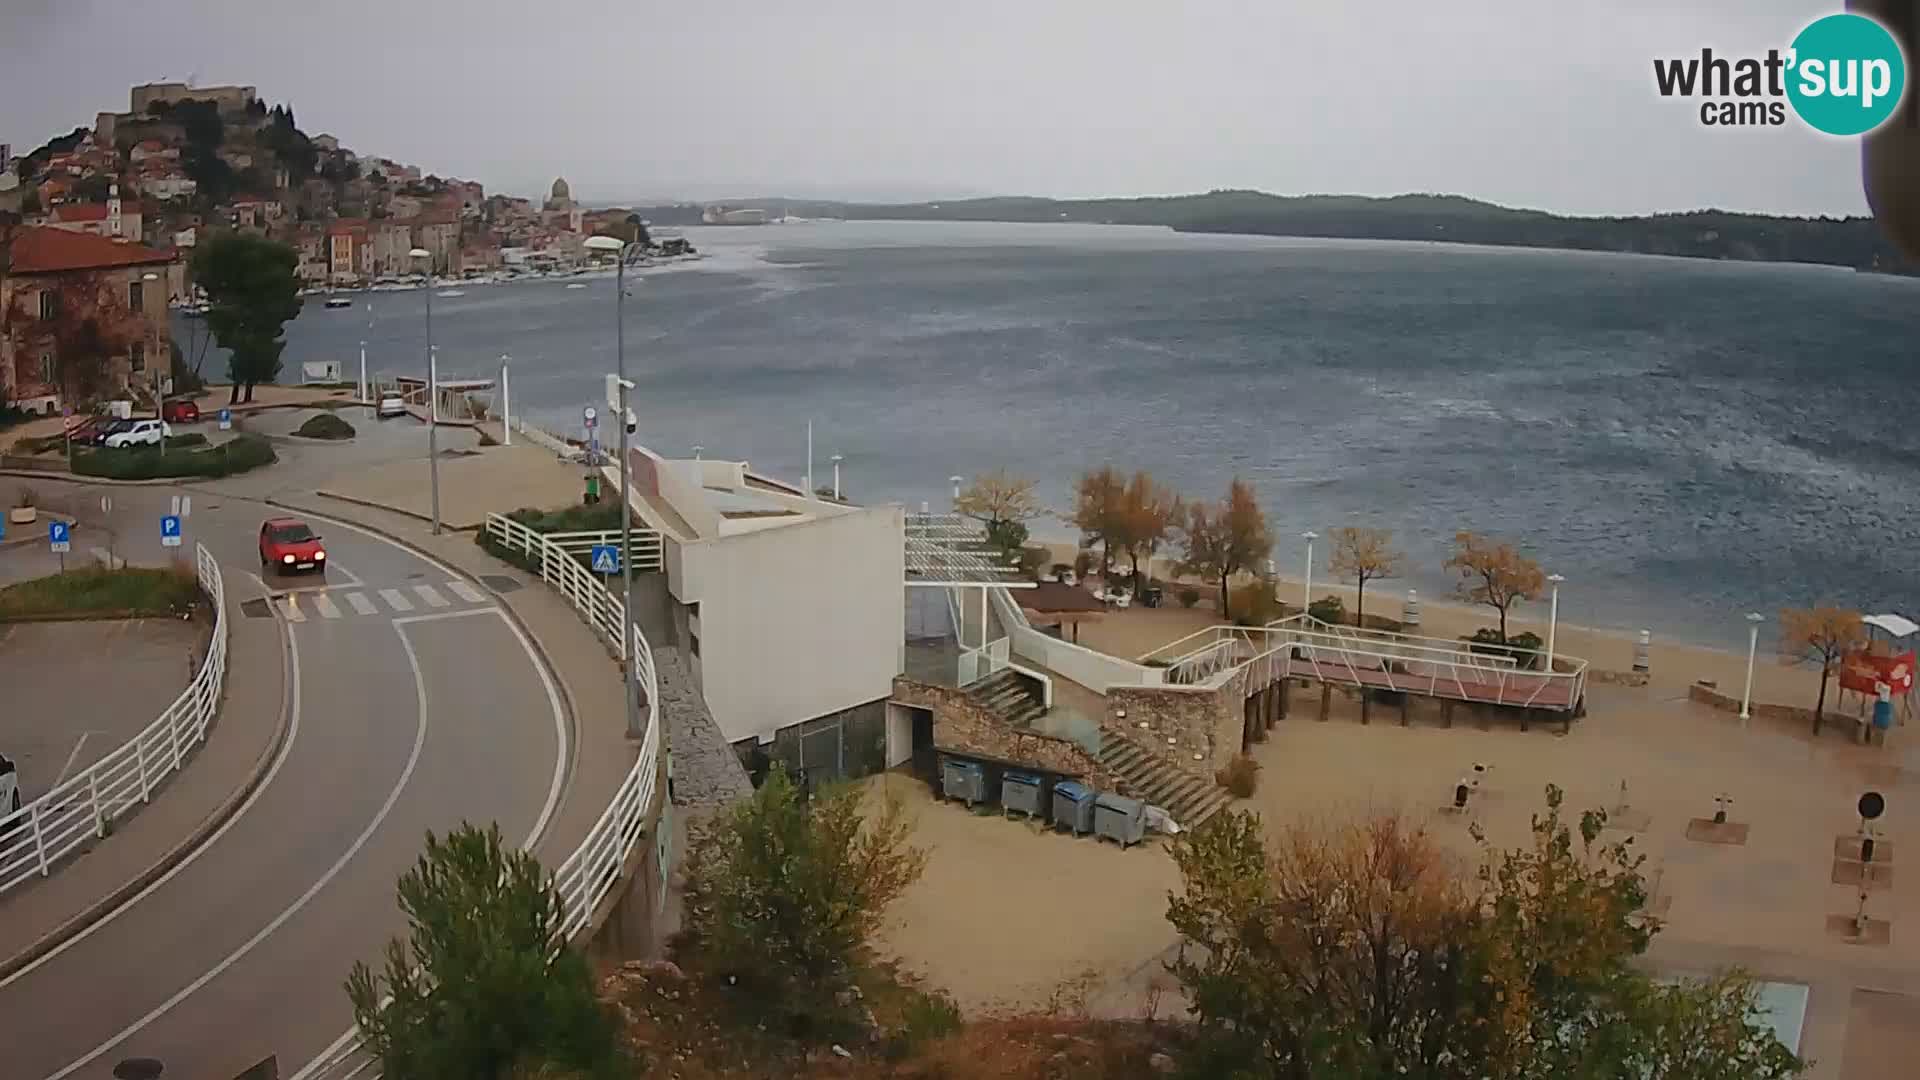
[0,80,685,416]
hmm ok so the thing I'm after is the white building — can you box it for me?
[605,446,904,757]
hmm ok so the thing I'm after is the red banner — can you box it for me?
[1841,649,1916,696]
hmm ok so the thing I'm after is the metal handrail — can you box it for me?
[301,516,664,1080]
[0,544,227,893]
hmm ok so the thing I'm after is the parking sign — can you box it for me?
[218,408,232,431]
[161,515,183,548]
[49,520,70,553]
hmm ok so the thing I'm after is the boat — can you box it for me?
[565,283,587,290]
[323,297,354,309]
[435,290,466,299]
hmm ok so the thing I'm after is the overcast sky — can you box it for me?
[0,0,1879,216]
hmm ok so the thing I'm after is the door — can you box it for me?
[910,708,936,780]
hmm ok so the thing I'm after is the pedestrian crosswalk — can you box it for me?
[278,581,490,622]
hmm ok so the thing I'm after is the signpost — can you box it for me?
[583,406,599,465]
[590,544,620,576]
[49,520,70,571]
[218,408,232,431]
[160,515,183,548]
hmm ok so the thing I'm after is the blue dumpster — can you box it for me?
[1002,771,1049,820]
[1052,780,1096,836]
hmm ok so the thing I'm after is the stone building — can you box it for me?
[0,225,176,413]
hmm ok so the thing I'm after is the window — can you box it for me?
[38,291,56,321]
[128,280,144,311]
[39,353,54,384]
[131,341,146,372]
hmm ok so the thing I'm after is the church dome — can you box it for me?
[550,177,570,201]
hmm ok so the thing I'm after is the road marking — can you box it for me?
[48,615,431,1080]
[412,583,450,608]
[283,595,306,623]
[344,592,378,616]
[392,607,499,626]
[445,579,486,604]
[0,586,303,990]
[312,593,342,620]
[51,733,93,791]
[378,588,413,612]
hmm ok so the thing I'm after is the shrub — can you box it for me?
[165,433,208,450]
[0,565,201,620]
[294,412,356,440]
[14,487,36,509]
[1229,582,1281,626]
[1215,754,1261,797]
[1467,628,1545,670]
[1179,586,1201,608]
[1018,544,1049,581]
[1308,594,1347,626]
[72,433,276,480]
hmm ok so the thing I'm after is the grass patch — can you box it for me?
[293,412,356,440]
[0,565,202,621]
[73,433,276,480]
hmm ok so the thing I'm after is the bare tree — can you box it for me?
[1778,606,1867,735]
[1328,526,1403,628]
[1444,531,1544,643]
[955,468,1043,559]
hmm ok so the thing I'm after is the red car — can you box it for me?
[161,398,201,424]
[259,517,327,576]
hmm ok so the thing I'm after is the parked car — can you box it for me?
[89,419,135,446]
[64,417,103,443]
[103,419,173,448]
[0,753,19,825]
[259,517,326,575]
[161,398,201,424]
[377,394,406,419]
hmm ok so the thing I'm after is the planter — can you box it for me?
[8,506,36,525]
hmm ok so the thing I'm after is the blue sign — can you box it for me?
[590,544,620,574]
[217,408,232,431]
[0,518,6,541]
[160,515,183,547]
[49,520,71,553]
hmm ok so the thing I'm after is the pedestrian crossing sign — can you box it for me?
[590,544,619,574]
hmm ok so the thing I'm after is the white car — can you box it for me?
[103,419,173,448]
[377,395,406,418]
[1,754,19,823]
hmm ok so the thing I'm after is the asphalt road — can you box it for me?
[0,480,567,1079]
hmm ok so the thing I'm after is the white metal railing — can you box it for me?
[990,586,1162,693]
[0,544,227,894]
[484,515,665,590]
[305,518,665,1080]
[542,528,664,573]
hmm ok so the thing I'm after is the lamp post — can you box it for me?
[584,234,641,739]
[950,475,964,506]
[1545,573,1565,673]
[1301,531,1318,615]
[831,453,844,500]
[1741,612,1765,722]
[361,301,374,415]
[499,353,511,444]
[410,249,440,534]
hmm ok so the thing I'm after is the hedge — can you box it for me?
[73,433,277,480]
[294,413,356,440]
[0,565,202,620]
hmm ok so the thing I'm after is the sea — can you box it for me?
[183,220,1920,651]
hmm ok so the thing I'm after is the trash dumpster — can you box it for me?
[1053,780,1096,836]
[941,756,990,807]
[1094,792,1147,848]
[1002,771,1049,820]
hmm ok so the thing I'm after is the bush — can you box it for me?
[165,432,208,450]
[1215,754,1261,798]
[1467,628,1545,670]
[72,433,276,480]
[1229,582,1281,626]
[294,412,356,440]
[1179,586,1201,608]
[1307,594,1347,626]
[0,565,201,620]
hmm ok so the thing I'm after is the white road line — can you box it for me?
[49,620,431,1080]
[50,733,93,791]
[378,588,413,612]
[283,595,306,623]
[1,594,303,990]
[312,593,342,620]
[344,592,377,616]
[445,579,486,604]
[391,607,499,626]
[412,583,450,609]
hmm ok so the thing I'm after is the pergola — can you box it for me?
[904,513,1033,651]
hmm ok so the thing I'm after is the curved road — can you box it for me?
[0,484,568,1079]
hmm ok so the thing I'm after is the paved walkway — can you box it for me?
[0,579,286,974]
[315,434,585,532]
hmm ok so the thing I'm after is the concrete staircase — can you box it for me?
[967,669,1047,730]
[1096,729,1233,831]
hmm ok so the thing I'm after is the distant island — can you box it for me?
[629,190,1918,274]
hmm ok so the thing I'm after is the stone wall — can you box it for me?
[891,677,1119,791]
[1106,657,1271,779]
[1687,680,1875,740]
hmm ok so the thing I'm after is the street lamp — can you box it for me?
[409,249,440,534]
[1545,574,1565,674]
[950,475,964,506]
[831,453,844,500]
[499,353,511,444]
[583,233,642,739]
[1301,531,1318,615]
[1741,612,1765,722]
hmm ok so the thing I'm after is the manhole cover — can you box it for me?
[241,598,272,619]
[480,574,523,594]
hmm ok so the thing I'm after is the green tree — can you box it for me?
[680,765,926,1035]
[1180,476,1271,619]
[1120,469,1182,589]
[192,231,300,403]
[346,823,621,1080]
